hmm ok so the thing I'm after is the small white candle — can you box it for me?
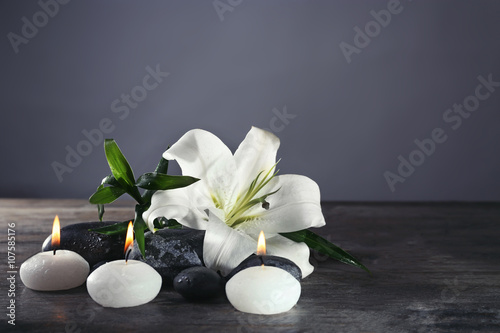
[86,221,162,308]
[226,265,301,315]
[20,216,89,291]
[87,259,162,308]
[20,250,89,291]
[226,231,301,315]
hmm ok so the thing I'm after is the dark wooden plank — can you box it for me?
[1,200,499,332]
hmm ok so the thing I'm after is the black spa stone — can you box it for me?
[173,266,225,300]
[41,221,126,267]
[226,254,302,281]
[128,229,205,284]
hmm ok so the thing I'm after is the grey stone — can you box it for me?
[129,228,205,284]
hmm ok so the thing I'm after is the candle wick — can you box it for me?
[259,256,265,265]
[125,247,132,263]
[53,248,57,255]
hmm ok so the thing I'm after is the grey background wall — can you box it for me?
[1,0,499,201]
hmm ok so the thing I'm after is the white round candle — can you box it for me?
[226,265,301,315]
[20,250,89,291]
[87,259,162,308]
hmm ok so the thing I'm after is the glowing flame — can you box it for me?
[256,230,266,256]
[124,221,134,254]
[51,215,61,248]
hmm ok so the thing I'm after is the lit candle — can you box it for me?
[226,231,301,315]
[86,221,162,308]
[20,216,90,291]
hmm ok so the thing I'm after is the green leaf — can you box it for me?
[104,139,143,204]
[153,217,182,229]
[92,175,121,220]
[134,204,147,258]
[90,220,130,235]
[89,186,127,204]
[104,139,135,188]
[136,173,199,190]
[154,155,169,174]
[100,174,120,187]
[165,218,182,229]
[280,230,371,274]
[142,155,170,205]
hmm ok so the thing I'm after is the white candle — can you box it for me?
[87,259,162,308]
[86,221,162,308]
[20,215,90,291]
[226,265,301,315]
[225,231,301,315]
[20,250,89,291]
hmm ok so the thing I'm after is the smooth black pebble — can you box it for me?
[41,221,126,267]
[226,254,302,281]
[173,266,225,300]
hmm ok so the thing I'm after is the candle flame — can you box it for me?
[124,221,134,254]
[256,230,266,256]
[51,215,61,248]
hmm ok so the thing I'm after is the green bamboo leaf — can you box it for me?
[134,205,147,258]
[104,139,135,188]
[142,155,169,204]
[95,175,119,220]
[165,218,182,229]
[153,217,182,229]
[280,230,371,274]
[104,139,143,204]
[100,174,120,187]
[154,155,169,174]
[90,220,130,235]
[89,186,127,204]
[136,173,199,190]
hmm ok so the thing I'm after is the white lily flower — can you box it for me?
[143,127,326,278]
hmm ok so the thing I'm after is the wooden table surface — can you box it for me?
[0,199,499,333]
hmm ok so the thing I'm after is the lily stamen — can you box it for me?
[225,162,280,227]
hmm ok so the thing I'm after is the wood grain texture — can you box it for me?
[0,199,499,332]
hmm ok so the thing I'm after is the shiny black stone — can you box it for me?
[41,221,126,267]
[173,266,225,300]
[128,229,205,284]
[226,254,302,281]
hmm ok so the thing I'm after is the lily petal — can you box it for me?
[142,185,209,231]
[266,234,315,278]
[237,174,326,235]
[233,127,280,193]
[163,129,239,210]
[163,129,233,179]
[203,211,257,276]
